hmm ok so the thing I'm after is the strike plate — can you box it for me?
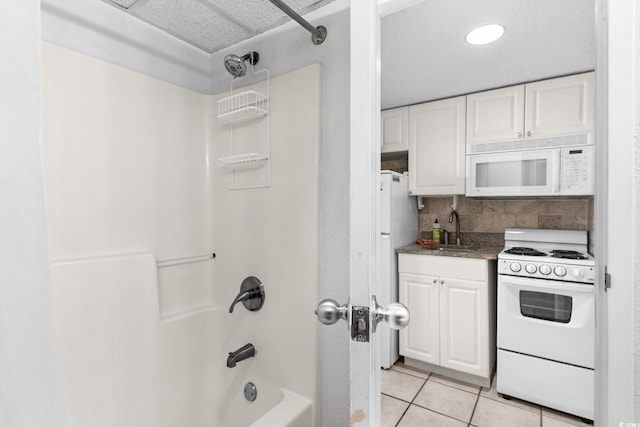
[351,306,369,342]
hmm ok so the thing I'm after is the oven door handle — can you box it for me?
[500,275,594,294]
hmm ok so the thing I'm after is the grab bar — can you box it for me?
[156,253,215,268]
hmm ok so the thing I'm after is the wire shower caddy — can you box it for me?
[216,65,270,189]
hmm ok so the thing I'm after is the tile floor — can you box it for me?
[381,360,593,427]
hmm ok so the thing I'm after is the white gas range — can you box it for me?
[497,228,595,421]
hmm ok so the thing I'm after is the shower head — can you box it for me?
[224,52,260,78]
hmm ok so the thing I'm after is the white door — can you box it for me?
[399,272,440,364]
[524,72,595,138]
[408,96,466,195]
[466,84,525,145]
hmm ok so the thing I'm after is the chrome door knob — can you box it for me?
[314,299,349,326]
[372,296,410,332]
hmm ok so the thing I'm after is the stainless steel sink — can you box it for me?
[422,244,479,253]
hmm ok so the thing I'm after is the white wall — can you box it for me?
[0,3,73,426]
[43,42,322,426]
[41,0,212,93]
[211,10,352,426]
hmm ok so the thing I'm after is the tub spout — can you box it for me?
[227,343,256,368]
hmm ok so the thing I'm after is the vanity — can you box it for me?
[396,244,499,387]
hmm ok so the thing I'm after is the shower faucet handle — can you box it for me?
[229,276,265,314]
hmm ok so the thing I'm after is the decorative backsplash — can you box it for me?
[382,154,595,251]
[419,196,592,247]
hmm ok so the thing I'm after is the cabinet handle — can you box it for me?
[526,130,532,137]
[517,132,522,138]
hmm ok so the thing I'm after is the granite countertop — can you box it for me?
[397,243,502,260]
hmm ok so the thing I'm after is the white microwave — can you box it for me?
[466,145,595,197]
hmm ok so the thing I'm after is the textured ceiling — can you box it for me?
[103,0,336,53]
[381,0,596,108]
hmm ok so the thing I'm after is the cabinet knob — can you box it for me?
[526,130,532,137]
[433,279,438,284]
[440,280,444,285]
[517,132,522,138]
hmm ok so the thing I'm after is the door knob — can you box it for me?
[314,299,349,325]
[372,295,410,332]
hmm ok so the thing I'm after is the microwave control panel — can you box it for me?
[560,145,594,195]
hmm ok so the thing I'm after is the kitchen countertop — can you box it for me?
[397,243,502,260]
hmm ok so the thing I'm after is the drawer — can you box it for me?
[398,253,488,281]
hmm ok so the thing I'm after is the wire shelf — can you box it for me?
[218,153,268,170]
[217,90,268,124]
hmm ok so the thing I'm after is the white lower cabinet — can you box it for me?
[399,254,496,386]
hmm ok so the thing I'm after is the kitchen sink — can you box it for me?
[422,244,479,253]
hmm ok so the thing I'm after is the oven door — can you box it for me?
[466,149,560,197]
[497,274,594,368]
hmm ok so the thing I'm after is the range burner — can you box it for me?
[550,250,588,260]
[504,247,546,256]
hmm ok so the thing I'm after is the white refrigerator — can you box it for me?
[378,170,419,369]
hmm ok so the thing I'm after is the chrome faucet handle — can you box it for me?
[229,276,265,313]
[372,295,410,332]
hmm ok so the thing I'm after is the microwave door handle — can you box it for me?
[551,150,561,194]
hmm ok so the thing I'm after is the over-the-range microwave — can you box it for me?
[465,134,595,197]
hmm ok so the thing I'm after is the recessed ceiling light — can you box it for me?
[465,24,505,45]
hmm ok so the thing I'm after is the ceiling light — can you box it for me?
[465,24,505,45]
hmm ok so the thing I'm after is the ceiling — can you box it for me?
[381,0,595,108]
[102,0,336,53]
[99,0,595,108]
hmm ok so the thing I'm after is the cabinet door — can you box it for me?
[409,96,466,195]
[399,272,440,364]
[466,85,525,146]
[525,72,595,138]
[381,107,409,153]
[439,277,489,377]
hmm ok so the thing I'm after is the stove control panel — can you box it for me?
[498,259,595,283]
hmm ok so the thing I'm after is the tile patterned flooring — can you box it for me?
[382,361,593,427]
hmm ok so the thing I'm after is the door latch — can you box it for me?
[314,296,410,343]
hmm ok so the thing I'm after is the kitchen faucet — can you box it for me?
[448,209,461,246]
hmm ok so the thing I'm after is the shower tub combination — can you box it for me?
[44,32,321,426]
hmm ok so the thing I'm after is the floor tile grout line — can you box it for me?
[393,373,430,427]
[467,389,481,427]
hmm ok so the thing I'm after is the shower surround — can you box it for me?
[43,42,319,426]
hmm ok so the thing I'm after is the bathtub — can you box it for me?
[217,377,312,427]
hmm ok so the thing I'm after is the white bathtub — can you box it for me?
[217,378,312,427]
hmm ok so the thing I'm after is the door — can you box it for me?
[440,277,488,377]
[381,106,409,153]
[525,72,595,138]
[497,275,595,368]
[399,273,440,364]
[409,96,466,195]
[466,84,525,145]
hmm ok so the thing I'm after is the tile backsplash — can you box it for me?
[382,154,594,251]
[419,196,591,245]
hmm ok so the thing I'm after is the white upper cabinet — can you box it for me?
[525,72,595,138]
[466,72,595,148]
[408,96,466,195]
[466,85,525,144]
[381,106,409,153]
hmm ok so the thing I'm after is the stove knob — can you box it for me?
[572,268,585,279]
[525,264,537,274]
[554,266,567,277]
[510,262,522,272]
[539,265,552,275]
